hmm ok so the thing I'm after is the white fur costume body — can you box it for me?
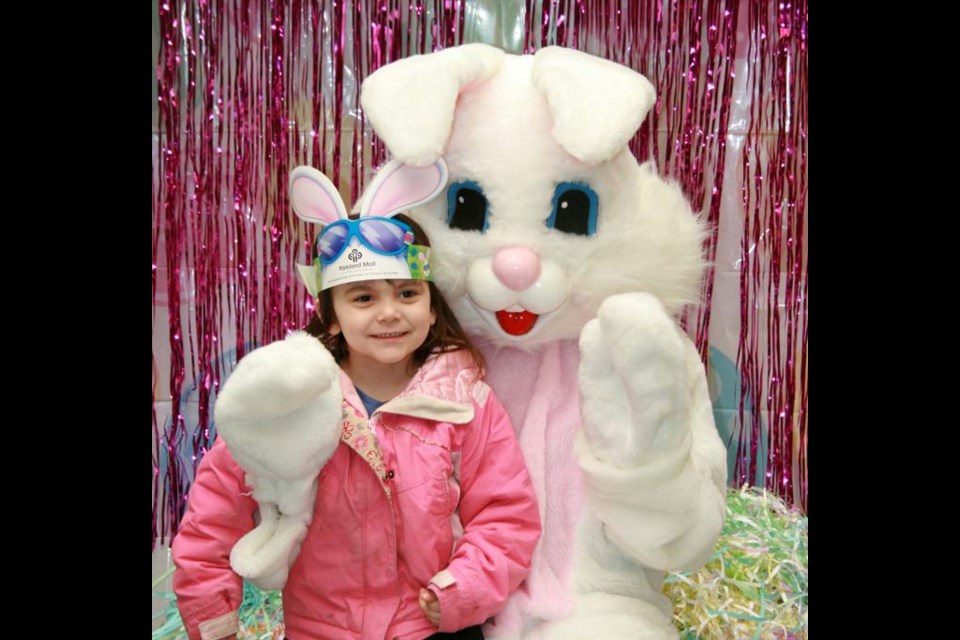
[361,44,728,639]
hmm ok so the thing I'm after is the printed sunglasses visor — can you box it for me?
[317,217,413,265]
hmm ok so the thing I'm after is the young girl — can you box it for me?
[171,162,541,640]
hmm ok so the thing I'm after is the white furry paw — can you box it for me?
[578,292,691,466]
[230,503,281,577]
[230,514,309,591]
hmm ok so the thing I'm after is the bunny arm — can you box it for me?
[214,331,343,481]
[576,292,727,572]
[213,331,344,589]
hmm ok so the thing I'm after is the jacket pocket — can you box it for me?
[394,468,455,582]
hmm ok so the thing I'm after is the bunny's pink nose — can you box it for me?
[492,246,541,292]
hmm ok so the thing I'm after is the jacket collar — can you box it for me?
[340,349,484,424]
[337,349,486,495]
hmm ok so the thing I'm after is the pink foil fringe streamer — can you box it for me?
[152,0,808,548]
[736,0,807,512]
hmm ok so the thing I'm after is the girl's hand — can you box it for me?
[418,587,442,627]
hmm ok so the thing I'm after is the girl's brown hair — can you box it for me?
[305,214,485,375]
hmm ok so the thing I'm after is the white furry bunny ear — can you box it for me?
[289,166,349,226]
[359,159,448,219]
[532,46,657,165]
[360,43,505,166]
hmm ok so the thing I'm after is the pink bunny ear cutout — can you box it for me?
[359,159,448,219]
[289,166,349,226]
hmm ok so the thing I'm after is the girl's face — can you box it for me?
[329,279,436,370]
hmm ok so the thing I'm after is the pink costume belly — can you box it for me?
[479,340,585,631]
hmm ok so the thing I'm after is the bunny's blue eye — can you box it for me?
[447,181,489,232]
[547,182,597,236]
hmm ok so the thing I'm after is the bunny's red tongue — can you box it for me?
[496,310,538,335]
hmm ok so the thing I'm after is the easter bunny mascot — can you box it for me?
[359,43,728,639]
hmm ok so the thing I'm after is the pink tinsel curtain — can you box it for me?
[152,0,807,549]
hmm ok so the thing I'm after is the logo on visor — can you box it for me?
[348,248,363,262]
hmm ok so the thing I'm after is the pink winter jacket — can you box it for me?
[172,349,541,640]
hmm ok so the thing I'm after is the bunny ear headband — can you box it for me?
[289,159,448,296]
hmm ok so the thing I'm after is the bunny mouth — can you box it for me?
[495,309,539,335]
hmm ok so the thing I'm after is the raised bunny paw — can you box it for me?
[578,291,692,467]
